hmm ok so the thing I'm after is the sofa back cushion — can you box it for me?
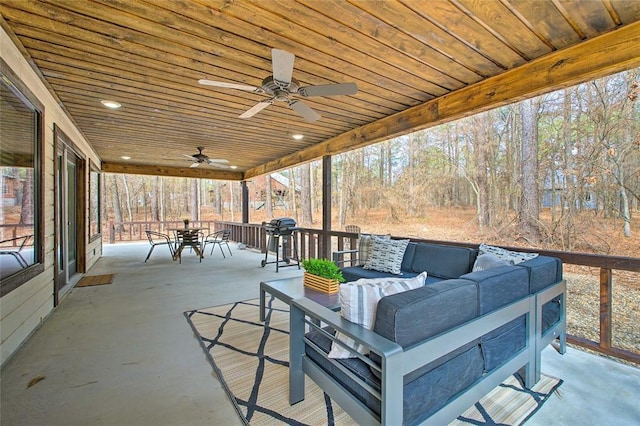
[411,243,478,279]
[401,242,417,272]
[460,265,530,314]
[372,279,479,382]
[374,279,478,346]
[515,255,563,293]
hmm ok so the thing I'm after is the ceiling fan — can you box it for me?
[198,49,358,122]
[183,147,229,168]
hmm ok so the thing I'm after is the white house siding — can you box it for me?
[1,26,101,366]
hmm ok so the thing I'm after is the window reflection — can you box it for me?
[0,73,38,281]
[89,168,101,239]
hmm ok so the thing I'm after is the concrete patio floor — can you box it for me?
[1,242,639,425]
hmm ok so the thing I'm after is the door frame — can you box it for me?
[53,125,86,306]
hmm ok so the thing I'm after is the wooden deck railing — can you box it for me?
[0,224,34,245]
[110,219,639,364]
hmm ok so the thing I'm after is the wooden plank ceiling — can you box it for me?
[1,0,639,180]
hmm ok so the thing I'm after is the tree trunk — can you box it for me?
[190,179,198,222]
[265,175,273,218]
[19,168,33,224]
[110,175,124,232]
[518,98,541,243]
[288,169,298,223]
[214,183,222,215]
[121,175,133,225]
[473,117,490,231]
[151,176,159,221]
[300,163,313,225]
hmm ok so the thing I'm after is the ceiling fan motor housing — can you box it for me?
[262,76,300,101]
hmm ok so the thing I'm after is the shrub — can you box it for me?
[302,258,345,282]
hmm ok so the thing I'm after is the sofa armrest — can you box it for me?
[332,249,359,267]
[289,297,404,424]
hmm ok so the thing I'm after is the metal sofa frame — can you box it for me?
[289,279,566,425]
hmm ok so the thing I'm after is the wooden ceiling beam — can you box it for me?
[245,21,640,179]
[102,162,243,181]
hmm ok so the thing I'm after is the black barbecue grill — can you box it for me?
[261,218,300,272]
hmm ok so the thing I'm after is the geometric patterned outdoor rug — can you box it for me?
[76,274,115,287]
[185,297,562,426]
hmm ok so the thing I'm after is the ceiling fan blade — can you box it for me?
[208,162,230,169]
[289,100,321,122]
[299,83,358,97]
[190,162,200,168]
[207,158,230,164]
[239,100,273,119]
[198,79,262,93]
[272,49,295,85]
[183,154,198,160]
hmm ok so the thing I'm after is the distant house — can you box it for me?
[542,168,597,210]
[1,169,20,207]
[206,172,296,211]
[251,173,294,210]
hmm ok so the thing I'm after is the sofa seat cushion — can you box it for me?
[516,256,563,293]
[404,343,484,424]
[480,316,526,372]
[410,243,478,279]
[306,329,381,414]
[304,329,484,425]
[341,266,419,282]
[542,297,562,334]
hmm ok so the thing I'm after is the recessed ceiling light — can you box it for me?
[229,165,238,169]
[101,100,121,109]
[292,134,304,140]
[121,156,131,160]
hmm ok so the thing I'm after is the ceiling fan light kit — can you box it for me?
[199,48,358,122]
[183,146,230,168]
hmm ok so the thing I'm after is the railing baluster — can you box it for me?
[600,268,613,350]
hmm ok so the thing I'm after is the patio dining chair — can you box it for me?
[0,234,32,268]
[144,230,175,262]
[203,229,232,258]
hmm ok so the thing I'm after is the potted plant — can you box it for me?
[302,258,345,294]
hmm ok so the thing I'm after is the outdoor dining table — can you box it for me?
[169,227,203,262]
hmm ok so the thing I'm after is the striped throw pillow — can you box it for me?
[328,272,427,359]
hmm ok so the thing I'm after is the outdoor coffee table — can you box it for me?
[259,276,340,321]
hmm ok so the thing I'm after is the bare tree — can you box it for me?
[19,169,33,224]
[265,175,273,218]
[300,163,312,225]
[109,175,124,231]
[190,178,198,222]
[121,175,133,225]
[518,98,541,243]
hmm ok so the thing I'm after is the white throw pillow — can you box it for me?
[363,238,410,274]
[479,243,538,265]
[328,272,427,359]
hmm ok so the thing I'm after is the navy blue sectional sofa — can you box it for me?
[289,241,566,425]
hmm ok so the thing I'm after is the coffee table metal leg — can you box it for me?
[259,286,266,321]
